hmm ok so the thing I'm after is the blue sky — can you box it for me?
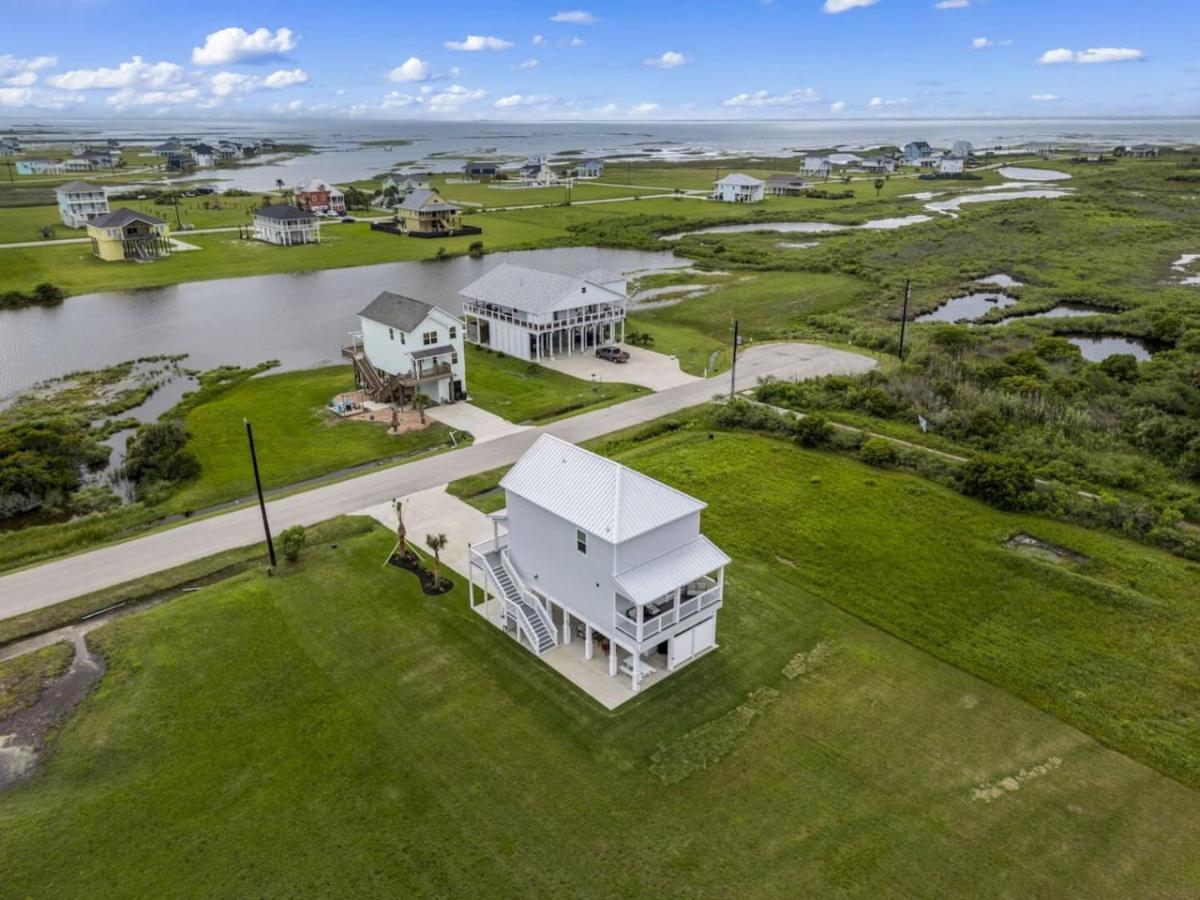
[0,0,1195,119]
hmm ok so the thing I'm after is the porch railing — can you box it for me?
[614,581,722,643]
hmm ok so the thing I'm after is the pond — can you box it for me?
[1000,303,1110,323]
[1066,335,1154,362]
[996,167,1072,182]
[915,292,1017,323]
[925,187,1071,216]
[661,214,931,241]
[977,273,1023,288]
[0,247,687,398]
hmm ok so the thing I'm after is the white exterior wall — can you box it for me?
[938,158,965,175]
[360,309,466,401]
[714,181,764,203]
[506,493,619,630]
[485,319,536,361]
[612,512,702,576]
[57,190,110,228]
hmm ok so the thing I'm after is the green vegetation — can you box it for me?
[0,642,73,720]
[2,430,1199,895]
[465,345,647,423]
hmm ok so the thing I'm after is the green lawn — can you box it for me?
[0,642,73,720]
[163,365,457,514]
[465,345,648,423]
[1,431,1198,895]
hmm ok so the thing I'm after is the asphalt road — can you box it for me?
[0,343,875,621]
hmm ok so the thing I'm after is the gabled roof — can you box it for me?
[89,208,165,229]
[397,189,460,212]
[357,291,437,332]
[255,204,316,221]
[459,263,624,315]
[500,434,706,544]
[764,173,806,184]
[715,173,764,187]
[56,181,105,195]
[579,268,625,286]
[297,178,343,194]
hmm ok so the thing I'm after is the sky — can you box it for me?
[0,0,1196,120]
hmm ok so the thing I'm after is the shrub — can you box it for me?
[123,422,200,493]
[792,414,834,448]
[959,454,1036,510]
[467,240,485,258]
[858,437,899,467]
[279,525,307,562]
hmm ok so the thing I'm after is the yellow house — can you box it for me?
[86,208,172,262]
[396,189,463,236]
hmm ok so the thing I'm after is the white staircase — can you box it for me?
[487,556,555,655]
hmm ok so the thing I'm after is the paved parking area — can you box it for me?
[427,402,529,444]
[540,345,699,391]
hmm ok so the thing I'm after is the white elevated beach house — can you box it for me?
[344,292,466,404]
[55,181,110,228]
[252,204,320,245]
[468,435,730,695]
[713,173,764,203]
[461,264,627,362]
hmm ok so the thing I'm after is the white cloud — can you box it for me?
[0,87,81,109]
[271,99,306,115]
[426,84,487,111]
[445,35,514,51]
[934,0,969,7]
[722,88,821,107]
[972,37,993,49]
[532,34,547,46]
[550,10,597,24]
[0,55,57,87]
[516,58,540,70]
[263,68,309,89]
[644,51,690,69]
[830,100,846,113]
[387,57,430,82]
[597,102,618,115]
[869,95,909,108]
[562,37,586,48]
[107,87,201,109]
[823,0,879,12]
[1031,93,1061,101]
[192,27,298,65]
[49,57,185,91]
[1039,47,1144,65]
[494,93,552,108]
[380,91,421,109]
[630,102,661,115]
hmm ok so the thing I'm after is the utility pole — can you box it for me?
[244,419,277,568]
[729,319,740,399]
[173,191,182,229]
[898,279,911,361]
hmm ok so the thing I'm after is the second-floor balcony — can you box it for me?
[615,576,722,644]
[463,300,625,333]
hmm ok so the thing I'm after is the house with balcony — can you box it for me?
[252,204,320,245]
[15,158,64,176]
[395,189,464,235]
[295,178,346,215]
[764,173,809,196]
[461,264,627,362]
[937,156,965,176]
[575,159,604,179]
[802,156,833,178]
[468,434,730,697]
[859,156,897,175]
[189,143,216,167]
[55,181,110,228]
[713,173,765,203]
[903,141,932,163]
[343,292,466,405]
[463,161,500,182]
[381,172,432,197]
[86,208,171,262]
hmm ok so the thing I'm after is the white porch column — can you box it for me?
[467,549,475,608]
[584,624,593,660]
[608,640,618,677]
[563,608,572,644]
[631,648,641,693]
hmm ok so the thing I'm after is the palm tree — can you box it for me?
[393,497,407,554]
[275,178,285,195]
[874,177,885,198]
[425,533,448,584]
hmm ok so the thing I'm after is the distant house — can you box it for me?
[217,140,245,161]
[1077,146,1109,163]
[903,141,932,163]
[0,138,21,155]
[344,292,466,405]
[859,156,897,175]
[461,264,627,361]
[951,141,974,159]
[520,158,560,186]
[395,189,463,235]
[294,178,346,215]
[189,143,215,167]
[1127,144,1160,159]
[763,173,808,196]
[86,208,171,262]
[713,173,765,203]
[381,173,432,196]
[467,433,730,694]
[802,155,833,177]
[252,204,320,245]
[1026,141,1056,159]
[575,159,604,179]
[463,162,500,182]
[155,138,184,157]
[61,150,115,172]
[15,158,64,176]
[937,156,965,176]
[55,181,110,228]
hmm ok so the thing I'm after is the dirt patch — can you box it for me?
[1005,533,1090,565]
[650,687,780,785]
[972,756,1063,802]
[783,640,833,680]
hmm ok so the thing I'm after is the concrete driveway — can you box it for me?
[540,345,699,391]
[0,342,874,621]
[359,484,496,578]
[427,402,529,444]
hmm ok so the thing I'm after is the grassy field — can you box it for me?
[465,345,647,423]
[0,642,73,720]
[1,430,1198,895]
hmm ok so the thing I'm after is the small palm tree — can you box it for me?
[874,177,885,198]
[425,533,448,584]
[275,178,285,194]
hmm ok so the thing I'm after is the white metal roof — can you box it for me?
[459,264,625,315]
[500,434,705,543]
[716,173,764,187]
[614,536,730,606]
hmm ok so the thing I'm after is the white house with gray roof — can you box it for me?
[468,434,729,694]
[460,264,627,362]
[713,173,764,203]
[252,204,320,245]
[345,292,465,404]
[55,181,110,228]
